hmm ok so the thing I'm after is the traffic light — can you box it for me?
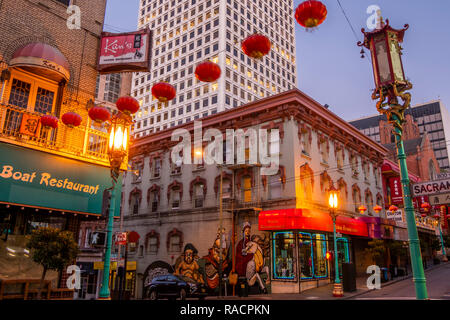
[101,189,111,217]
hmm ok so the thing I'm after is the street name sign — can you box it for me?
[429,193,450,205]
[412,179,450,196]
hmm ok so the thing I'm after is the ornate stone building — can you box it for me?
[118,89,387,297]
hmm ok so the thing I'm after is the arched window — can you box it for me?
[352,184,361,213]
[129,188,142,215]
[145,230,160,255]
[167,228,183,253]
[167,180,183,209]
[190,177,207,208]
[429,160,436,180]
[147,184,161,213]
[300,163,314,200]
[365,189,374,216]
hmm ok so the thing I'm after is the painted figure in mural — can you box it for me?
[202,230,229,290]
[174,243,204,284]
[235,222,270,293]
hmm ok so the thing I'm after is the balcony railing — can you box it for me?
[0,102,112,166]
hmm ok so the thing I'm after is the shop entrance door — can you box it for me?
[337,238,350,277]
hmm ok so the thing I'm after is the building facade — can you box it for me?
[0,0,115,300]
[95,73,133,112]
[131,0,298,138]
[349,100,450,172]
[117,89,388,298]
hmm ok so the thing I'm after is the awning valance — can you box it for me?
[10,43,70,82]
[258,208,368,237]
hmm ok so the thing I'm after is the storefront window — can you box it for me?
[272,232,295,280]
[298,233,313,279]
[312,234,328,278]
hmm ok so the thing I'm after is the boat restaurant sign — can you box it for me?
[0,143,121,216]
[412,179,450,197]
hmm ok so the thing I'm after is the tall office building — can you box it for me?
[95,73,133,111]
[131,0,298,138]
[350,100,450,171]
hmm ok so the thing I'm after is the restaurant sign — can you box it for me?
[412,179,450,197]
[98,29,152,73]
[0,143,121,216]
[386,209,404,222]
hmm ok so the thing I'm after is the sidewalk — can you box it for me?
[208,261,449,300]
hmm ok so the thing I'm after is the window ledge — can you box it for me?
[320,161,329,168]
[171,172,182,177]
[301,152,311,161]
[192,166,205,172]
[150,176,161,181]
[337,168,345,174]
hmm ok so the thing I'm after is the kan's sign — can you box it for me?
[412,179,450,197]
[98,29,151,73]
[390,177,403,205]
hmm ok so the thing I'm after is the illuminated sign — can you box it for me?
[98,29,152,73]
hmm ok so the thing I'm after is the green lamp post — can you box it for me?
[358,18,428,299]
[434,209,448,262]
[98,112,130,300]
[328,185,343,297]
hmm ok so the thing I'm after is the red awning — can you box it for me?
[258,208,368,237]
[10,43,70,82]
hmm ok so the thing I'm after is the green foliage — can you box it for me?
[26,227,79,272]
[429,236,442,252]
[387,240,408,257]
[364,239,386,263]
[444,235,450,248]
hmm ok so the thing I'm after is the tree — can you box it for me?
[26,227,79,299]
[364,239,386,266]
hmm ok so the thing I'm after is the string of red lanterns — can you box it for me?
[151,82,176,108]
[40,114,58,129]
[61,112,82,128]
[295,0,328,29]
[116,96,140,115]
[88,105,111,124]
[241,34,272,59]
[195,61,221,82]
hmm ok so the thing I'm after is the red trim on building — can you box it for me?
[258,208,368,237]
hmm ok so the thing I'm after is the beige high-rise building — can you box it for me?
[131,0,298,138]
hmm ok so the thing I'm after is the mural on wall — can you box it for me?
[174,243,205,284]
[143,260,174,297]
[235,222,270,293]
[201,228,230,290]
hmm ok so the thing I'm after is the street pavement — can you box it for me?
[205,261,450,300]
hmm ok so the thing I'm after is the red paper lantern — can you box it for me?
[241,34,271,59]
[421,213,427,218]
[389,205,398,212]
[116,96,140,115]
[152,82,176,106]
[61,112,82,128]
[433,214,440,219]
[358,205,367,214]
[295,0,327,29]
[40,114,58,129]
[88,106,111,124]
[373,205,382,214]
[195,61,221,82]
[421,202,431,213]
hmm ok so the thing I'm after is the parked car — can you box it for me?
[146,274,207,300]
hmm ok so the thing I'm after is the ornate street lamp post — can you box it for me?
[98,112,131,300]
[358,18,428,299]
[328,186,343,297]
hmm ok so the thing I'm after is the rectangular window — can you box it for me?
[273,232,295,280]
[312,234,328,278]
